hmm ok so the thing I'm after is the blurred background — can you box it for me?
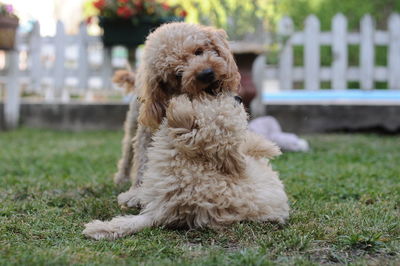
[1,0,400,133]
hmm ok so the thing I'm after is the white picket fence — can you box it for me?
[250,13,400,115]
[0,21,132,128]
[0,21,129,96]
[2,14,400,129]
[257,13,400,91]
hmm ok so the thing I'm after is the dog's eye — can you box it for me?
[194,48,203,56]
[175,71,183,80]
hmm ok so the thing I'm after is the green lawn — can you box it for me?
[1,129,399,265]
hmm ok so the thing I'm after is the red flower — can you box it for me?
[180,10,188,17]
[118,0,129,4]
[161,3,169,10]
[117,6,134,18]
[134,3,142,10]
[93,0,105,10]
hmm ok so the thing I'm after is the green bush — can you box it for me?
[177,0,400,35]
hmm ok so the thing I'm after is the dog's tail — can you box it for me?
[112,64,136,93]
[242,131,282,159]
[83,214,153,240]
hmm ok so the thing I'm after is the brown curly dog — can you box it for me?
[113,22,241,186]
[84,94,288,240]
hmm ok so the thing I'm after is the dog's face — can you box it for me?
[137,22,241,129]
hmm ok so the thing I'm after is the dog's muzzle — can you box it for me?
[204,81,220,96]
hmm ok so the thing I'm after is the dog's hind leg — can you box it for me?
[256,183,289,224]
[114,98,140,184]
[83,214,154,240]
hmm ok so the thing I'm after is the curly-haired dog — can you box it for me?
[113,22,241,186]
[83,94,289,240]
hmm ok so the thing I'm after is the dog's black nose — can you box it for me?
[196,68,215,83]
[234,95,243,104]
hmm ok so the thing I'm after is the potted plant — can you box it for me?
[87,0,187,47]
[0,2,18,50]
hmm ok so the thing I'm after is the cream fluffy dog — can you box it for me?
[113,22,241,186]
[83,94,289,240]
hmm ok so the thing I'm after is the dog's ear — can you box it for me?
[243,132,282,159]
[208,29,241,93]
[166,95,195,131]
[138,73,168,130]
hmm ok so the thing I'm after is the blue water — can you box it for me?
[262,90,400,102]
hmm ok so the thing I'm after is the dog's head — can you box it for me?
[137,22,241,129]
[165,94,247,177]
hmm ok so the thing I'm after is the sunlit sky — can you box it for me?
[4,0,84,35]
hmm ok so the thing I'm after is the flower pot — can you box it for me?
[99,16,183,47]
[0,16,18,50]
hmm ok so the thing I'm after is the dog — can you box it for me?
[83,94,289,240]
[113,22,241,186]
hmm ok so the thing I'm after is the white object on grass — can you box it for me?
[249,116,309,152]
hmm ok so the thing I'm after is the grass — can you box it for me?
[1,129,399,265]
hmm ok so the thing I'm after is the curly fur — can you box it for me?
[114,22,241,185]
[84,94,289,240]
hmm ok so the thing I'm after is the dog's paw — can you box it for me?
[117,189,141,208]
[83,215,152,240]
[83,220,124,240]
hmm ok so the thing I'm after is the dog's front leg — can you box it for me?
[83,214,154,240]
[117,186,141,208]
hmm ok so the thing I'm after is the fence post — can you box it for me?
[278,16,294,90]
[360,15,374,90]
[78,23,88,92]
[388,13,400,90]
[4,37,20,129]
[28,21,42,92]
[54,21,66,99]
[304,15,320,90]
[102,47,112,90]
[251,55,267,117]
[29,22,42,93]
[332,13,348,90]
